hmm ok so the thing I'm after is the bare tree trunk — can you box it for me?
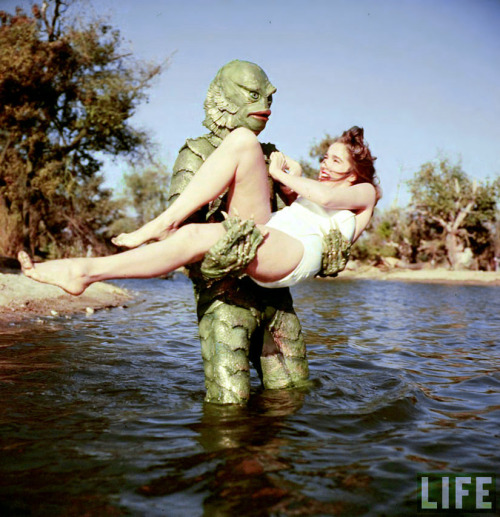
[445,231,460,269]
[22,198,32,254]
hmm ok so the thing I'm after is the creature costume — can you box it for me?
[168,60,350,404]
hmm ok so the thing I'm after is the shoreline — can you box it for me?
[0,272,132,324]
[1,265,498,325]
[335,265,500,286]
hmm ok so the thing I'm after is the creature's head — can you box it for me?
[203,60,277,138]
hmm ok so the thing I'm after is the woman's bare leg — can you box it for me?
[18,224,227,295]
[245,226,304,283]
[17,128,303,294]
[113,128,272,248]
[18,224,304,295]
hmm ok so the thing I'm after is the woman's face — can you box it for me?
[319,142,353,182]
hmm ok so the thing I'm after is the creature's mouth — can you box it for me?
[249,110,271,121]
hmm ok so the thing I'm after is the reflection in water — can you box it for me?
[0,277,498,516]
[138,391,310,516]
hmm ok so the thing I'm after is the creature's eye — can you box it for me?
[249,91,260,100]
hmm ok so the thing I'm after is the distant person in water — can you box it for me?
[18,126,380,294]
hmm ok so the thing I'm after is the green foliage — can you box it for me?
[110,162,171,235]
[308,134,336,162]
[0,1,164,257]
[299,159,319,180]
[350,206,413,263]
[407,157,499,269]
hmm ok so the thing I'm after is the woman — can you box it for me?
[18,126,380,295]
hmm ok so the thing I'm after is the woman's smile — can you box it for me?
[319,142,352,182]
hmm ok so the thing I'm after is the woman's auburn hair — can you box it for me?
[334,126,382,201]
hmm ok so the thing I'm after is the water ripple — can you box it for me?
[0,277,498,515]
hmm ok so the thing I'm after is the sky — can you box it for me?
[3,0,500,208]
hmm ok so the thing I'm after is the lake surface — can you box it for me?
[0,276,498,516]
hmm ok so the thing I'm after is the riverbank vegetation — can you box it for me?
[1,1,498,271]
[355,159,500,271]
[0,1,165,259]
[302,137,500,271]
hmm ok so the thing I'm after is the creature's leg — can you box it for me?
[199,295,309,403]
[197,278,309,403]
[114,128,272,248]
[260,307,309,390]
[18,224,227,295]
[199,301,258,404]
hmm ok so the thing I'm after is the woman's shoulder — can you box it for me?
[352,182,378,205]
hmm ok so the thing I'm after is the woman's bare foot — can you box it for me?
[112,224,175,248]
[111,229,151,249]
[17,251,90,296]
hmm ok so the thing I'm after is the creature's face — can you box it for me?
[319,142,354,183]
[204,60,277,137]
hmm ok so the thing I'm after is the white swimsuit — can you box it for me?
[252,197,355,288]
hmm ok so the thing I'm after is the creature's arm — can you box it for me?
[257,142,291,209]
[168,147,206,213]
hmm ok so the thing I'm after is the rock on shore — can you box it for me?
[0,272,132,322]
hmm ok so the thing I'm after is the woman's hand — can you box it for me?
[270,151,295,199]
[269,152,302,201]
[283,155,303,178]
[269,151,287,180]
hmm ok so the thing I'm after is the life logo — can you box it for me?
[417,473,496,513]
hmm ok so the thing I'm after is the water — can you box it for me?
[0,276,498,516]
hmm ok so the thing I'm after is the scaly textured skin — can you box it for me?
[200,216,265,280]
[317,228,352,278]
[167,61,309,404]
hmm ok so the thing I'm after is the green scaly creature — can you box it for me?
[168,60,350,404]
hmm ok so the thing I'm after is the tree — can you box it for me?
[110,161,171,236]
[0,1,164,258]
[350,206,418,264]
[407,157,499,269]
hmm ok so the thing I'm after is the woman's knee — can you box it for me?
[178,224,204,245]
[178,223,225,254]
[227,127,260,153]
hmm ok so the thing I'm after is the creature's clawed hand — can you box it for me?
[200,216,265,279]
[318,227,351,278]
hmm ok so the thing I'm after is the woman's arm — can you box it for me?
[275,153,301,204]
[352,207,374,242]
[269,153,376,211]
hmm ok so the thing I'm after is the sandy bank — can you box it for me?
[0,272,132,323]
[336,265,500,286]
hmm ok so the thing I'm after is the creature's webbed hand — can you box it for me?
[200,216,264,280]
[317,227,351,278]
